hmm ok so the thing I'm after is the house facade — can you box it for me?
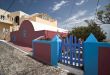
[0,9,13,40]
[0,8,68,41]
[0,9,67,41]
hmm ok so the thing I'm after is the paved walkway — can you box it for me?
[59,64,84,75]
[8,42,32,52]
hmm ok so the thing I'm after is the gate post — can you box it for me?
[51,35,62,67]
[84,34,98,75]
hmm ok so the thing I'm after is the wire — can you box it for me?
[68,0,74,18]
[64,0,74,30]
[3,0,15,15]
[94,0,100,21]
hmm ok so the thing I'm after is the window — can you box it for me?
[0,15,5,20]
[2,16,5,20]
[0,15,2,19]
[11,35,16,42]
[14,16,19,25]
[7,14,9,18]
[22,30,27,38]
[3,28,5,33]
[12,17,13,21]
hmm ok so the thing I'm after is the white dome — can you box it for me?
[30,21,68,33]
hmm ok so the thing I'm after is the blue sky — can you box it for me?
[0,0,110,39]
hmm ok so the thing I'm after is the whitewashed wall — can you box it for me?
[101,24,110,40]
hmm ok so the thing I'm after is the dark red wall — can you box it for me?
[98,47,110,75]
[33,42,51,64]
[11,20,45,47]
[45,30,67,39]
[11,20,68,48]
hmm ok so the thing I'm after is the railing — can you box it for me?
[60,35,83,67]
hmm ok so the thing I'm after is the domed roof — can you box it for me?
[29,20,68,33]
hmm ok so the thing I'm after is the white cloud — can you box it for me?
[75,0,85,5]
[65,10,87,23]
[52,0,68,11]
[65,10,87,24]
[59,10,95,30]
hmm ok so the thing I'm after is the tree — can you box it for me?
[97,3,110,24]
[69,20,106,41]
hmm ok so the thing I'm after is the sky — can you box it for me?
[0,0,110,39]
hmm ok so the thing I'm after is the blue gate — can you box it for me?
[59,35,83,67]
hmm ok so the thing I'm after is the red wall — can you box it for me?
[11,20,68,48]
[98,47,110,75]
[11,20,45,47]
[33,42,51,64]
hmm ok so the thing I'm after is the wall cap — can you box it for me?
[85,33,98,43]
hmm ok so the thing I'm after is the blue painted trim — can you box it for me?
[70,35,73,65]
[84,42,99,75]
[11,35,16,42]
[78,39,81,66]
[85,33,98,43]
[32,40,35,57]
[51,35,61,67]
[32,40,51,44]
[74,36,77,66]
[99,42,110,47]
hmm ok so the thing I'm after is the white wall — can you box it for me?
[101,24,110,40]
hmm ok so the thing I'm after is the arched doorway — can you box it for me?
[14,16,19,25]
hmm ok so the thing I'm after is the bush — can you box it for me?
[69,20,106,41]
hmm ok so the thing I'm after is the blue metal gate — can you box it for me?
[59,35,83,67]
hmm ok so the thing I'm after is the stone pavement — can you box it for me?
[58,64,84,75]
[0,40,68,75]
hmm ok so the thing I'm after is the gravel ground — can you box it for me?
[0,40,68,75]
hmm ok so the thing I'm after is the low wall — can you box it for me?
[45,30,67,39]
[84,34,110,75]
[33,41,51,65]
[11,30,67,48]
[32,35,62,66]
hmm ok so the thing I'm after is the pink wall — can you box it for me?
[33,42,51,64]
